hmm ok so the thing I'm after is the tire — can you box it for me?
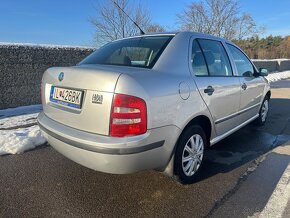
[254,97,269,126]
[174,125,206,184]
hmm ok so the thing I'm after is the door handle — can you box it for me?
[204,86,215,96]
[241,83,247,90]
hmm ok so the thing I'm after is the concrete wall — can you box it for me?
[252,59,290,72]
[0,44,94,109]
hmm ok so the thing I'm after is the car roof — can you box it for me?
[114,31,234,44]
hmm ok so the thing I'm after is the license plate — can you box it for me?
[50,86,83,109]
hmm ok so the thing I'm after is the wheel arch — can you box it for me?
[170,115,212,183]
[178,115,213,148]
[162,114,214,177]
[265,90,271,99]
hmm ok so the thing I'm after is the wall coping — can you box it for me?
[0,42,95,50]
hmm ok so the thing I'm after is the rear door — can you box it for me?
[226,44,265,123]
[191,38,241,136]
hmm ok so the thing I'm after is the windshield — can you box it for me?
[80,35,174,69]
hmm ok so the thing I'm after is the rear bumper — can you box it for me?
[37,112,181,174]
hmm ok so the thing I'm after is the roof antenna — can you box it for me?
[113,1,145,35]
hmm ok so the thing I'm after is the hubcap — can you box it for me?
[182,134,204,176]
[261,100,269,122]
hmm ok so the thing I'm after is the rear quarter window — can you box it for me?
[191,40,209,76]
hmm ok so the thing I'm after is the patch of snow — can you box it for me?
[252,58,290,61]
[0,104,42,119]
[0,105,46,155]
[0,113,38,129]
[266,71,290,82]
[0,125,46,155]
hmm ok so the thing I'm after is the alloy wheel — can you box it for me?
[261,99,269,122]
[182,134,204,176]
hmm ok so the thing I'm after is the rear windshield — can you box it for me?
[79,36,174,69]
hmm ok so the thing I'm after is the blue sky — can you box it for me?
[0,0,289,46]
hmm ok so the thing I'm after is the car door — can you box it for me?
[226,43,265,123]
[190,38,241,136]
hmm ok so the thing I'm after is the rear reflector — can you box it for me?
[110,94,147,137]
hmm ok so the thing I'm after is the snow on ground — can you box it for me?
[252,58,290,61]
[0,104,42,119]
[0,113,38,129]
[0,105,46,155]
[0,125,46,155]
[266,71,290,82]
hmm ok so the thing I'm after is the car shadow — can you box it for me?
[193,97,290,182]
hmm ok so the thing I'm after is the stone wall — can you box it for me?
[0,44,94,109]
[0,43,290,109]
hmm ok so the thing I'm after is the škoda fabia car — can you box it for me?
[38,32,270,184]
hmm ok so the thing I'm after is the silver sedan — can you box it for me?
[38,32,270,184]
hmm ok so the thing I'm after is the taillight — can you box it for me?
[110,94,147,137]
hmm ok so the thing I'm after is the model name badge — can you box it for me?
[92,94,103,104]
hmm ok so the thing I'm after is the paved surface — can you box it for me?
[1,80,290,218]
[209,145,290,218]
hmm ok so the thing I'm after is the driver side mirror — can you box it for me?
[258,68,268,76]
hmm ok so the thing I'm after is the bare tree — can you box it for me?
[177,0,263,40]
[146,24,166,33]
[236,13,266,40]
[90,0,154,45]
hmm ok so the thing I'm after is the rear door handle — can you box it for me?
[241,83,247,90]
[204,86,215,96]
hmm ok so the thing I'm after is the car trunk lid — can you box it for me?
[41,65,121,135]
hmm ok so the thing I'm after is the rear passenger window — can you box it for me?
[227,44,254,77]
[198,39,233,76]
[191,40,209,76]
